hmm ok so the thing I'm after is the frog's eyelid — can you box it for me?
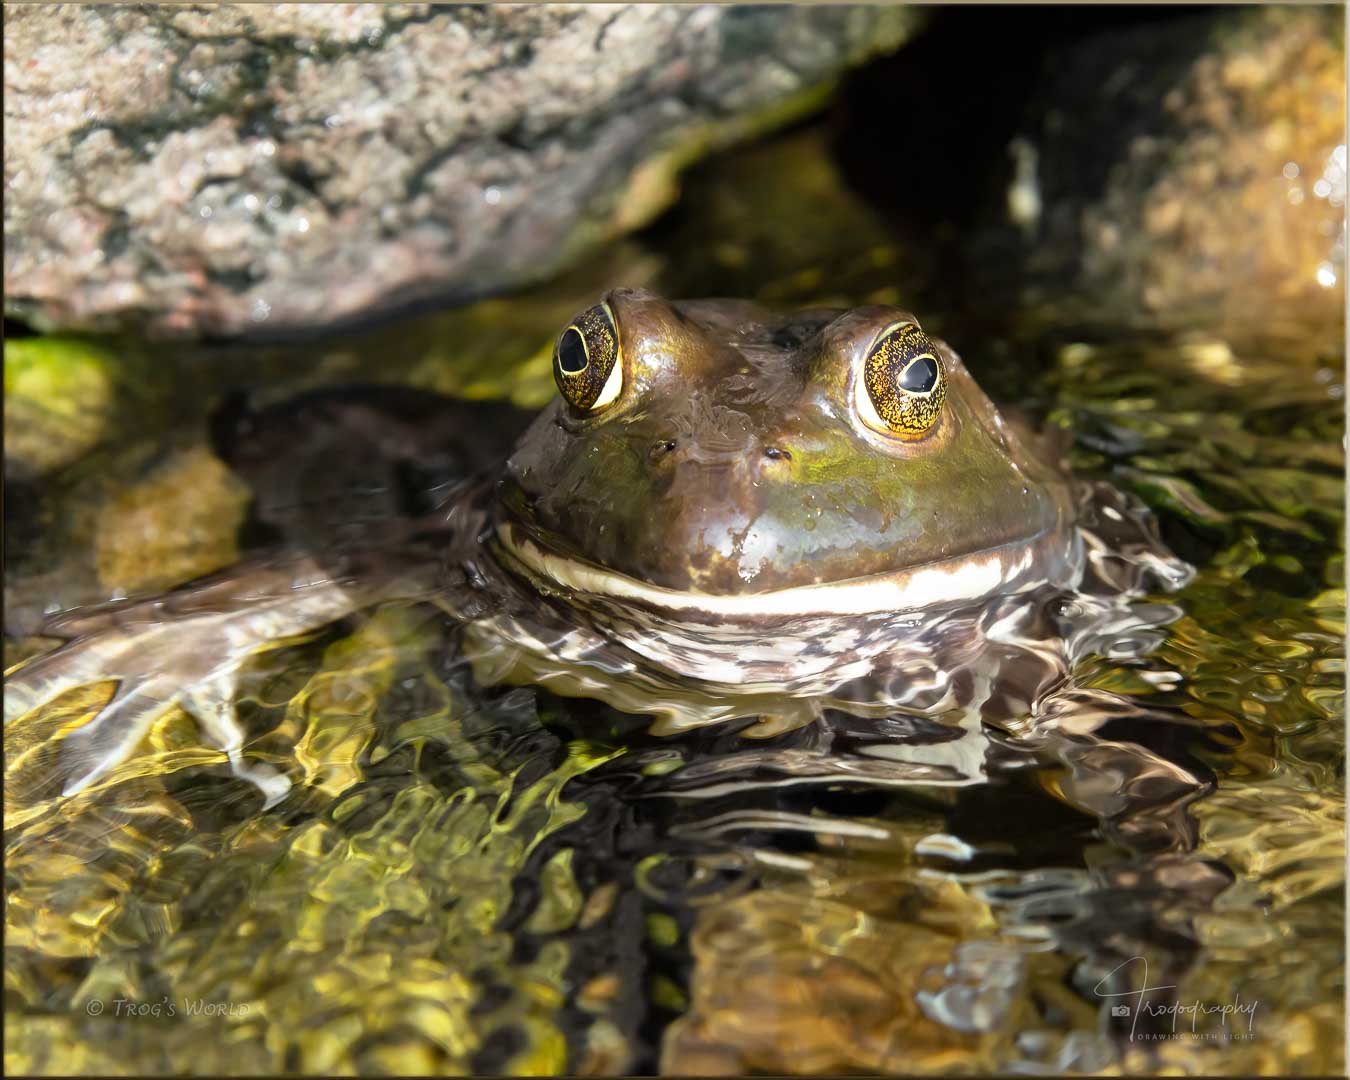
[591,344,624,410]
[587,299,623,411]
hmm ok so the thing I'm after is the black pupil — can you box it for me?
[558,328,588,374]
[898,356,938,393]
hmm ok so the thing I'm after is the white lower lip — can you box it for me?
[495,522,1075,620]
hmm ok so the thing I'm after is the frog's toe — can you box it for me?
[10,654,291,809]
[182,674,292,808]
[55,675,184,796]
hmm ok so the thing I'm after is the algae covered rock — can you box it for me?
[4,336,126,478]
[3,335,248,629]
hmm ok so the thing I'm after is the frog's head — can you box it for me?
[497,289,1077,618]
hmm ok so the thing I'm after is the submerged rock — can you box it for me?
[93,444,252,599]
[3,3,920,339]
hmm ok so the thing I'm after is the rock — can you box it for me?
[93,444,252,598]
[824,6,1342,353]
[1008,7,1344,343]
[4,439,253,636]
[4,337,124,477]
[660,885,1057,1075]
[3,4,921,339]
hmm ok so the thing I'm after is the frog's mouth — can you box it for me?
[494,522,1083,622]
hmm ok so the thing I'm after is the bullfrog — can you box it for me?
[5,289,1191,804]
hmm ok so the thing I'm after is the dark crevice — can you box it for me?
[403,142,467,202]
[101,212,133,261]
[204,265,264,293]
[593,10,622,52]
[276,158,323,200]
[2,316,37,340]
[495,121,534,154]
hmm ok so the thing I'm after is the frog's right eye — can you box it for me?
[855,321,946,440]
[554,303,623,413]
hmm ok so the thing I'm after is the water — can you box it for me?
[4,123,1344,1075]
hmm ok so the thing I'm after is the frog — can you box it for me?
[4,288,1192,806]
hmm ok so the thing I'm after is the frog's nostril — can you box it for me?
[763,446,793,461]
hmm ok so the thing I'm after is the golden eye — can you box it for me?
[553,303,623,412]
[855,322,947,439]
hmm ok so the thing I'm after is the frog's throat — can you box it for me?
[495,522,1083,621]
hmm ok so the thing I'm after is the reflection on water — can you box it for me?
[5,133,1345,1076]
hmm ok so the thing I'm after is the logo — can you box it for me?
[78,996,250,1021]
[1093,957,1260,1042]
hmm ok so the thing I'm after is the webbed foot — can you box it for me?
[5,565,361,805]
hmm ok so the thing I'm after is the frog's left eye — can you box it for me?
[554,303,623,413]
[855,322,947,439]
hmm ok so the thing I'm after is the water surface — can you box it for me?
[4,124,1344,1076]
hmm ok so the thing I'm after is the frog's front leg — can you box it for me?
[5,565,366,805]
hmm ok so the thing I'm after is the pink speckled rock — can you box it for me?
[3,4,919,339]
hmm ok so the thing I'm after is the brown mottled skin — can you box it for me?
[499,289,1076,595]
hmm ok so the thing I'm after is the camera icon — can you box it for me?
[1110,1005,1131,1018]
